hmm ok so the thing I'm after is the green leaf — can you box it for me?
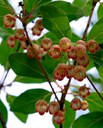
[96,66,103,80]
[53,101,76,128]
[6,94,28,123]
[88,17,103,43]
[73,0,92,16]
[86,92,103,112]
[64,101,76,128]
[14,76,45,83]
[90,49,103,80]
[48,1,84,22]
[0,27,14,38]
[72,111,103,128]
[0,39,22,69]
[0,100,8,126]
[9,53,67,81]
[88,74,103,86]
[97,3,103,20]
[9,53,45,79]
[10,89,51,114]
[23,0,51,12]
[40,5,71,39]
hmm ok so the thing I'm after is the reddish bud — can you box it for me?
[41,38,53,51]
[70,98,82,111]
[73,66,86,81]
[49,45,62,59]
[86,40,100,54]
[4,14,16,28]
[15,29,26,41]
[54,63,68,81]
[76,54,89,67]
[53,110,65,124]
[79,85,90,98]
[59,37,71,52]
[75,44,86,57]
[67,45,77,60]
[35,100,48,115]
[66,65,75,79]
[81,100,89,110]
[48,101,60,114]
[7,36,16,48]
[76,40,86,47]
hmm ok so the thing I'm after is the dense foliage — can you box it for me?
[0,0,103,128]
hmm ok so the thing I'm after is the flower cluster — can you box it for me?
[35,100,65,124]
[70,85,90,111]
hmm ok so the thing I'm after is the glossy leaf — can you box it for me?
[73,0,92,16]
[0,100,8,127]
[9,53,67,82]
[10,89,51,114]
[14,76,45,83]
[88,17,103,43]
[9,53,45,79]
[90,49,103,80]
[97,3,103,20]
[53,100,76,128]
[6,94,28,123]
[86,92,103,112]
[72,111,103,128]
[40,5,71,39]
[47,1,84,22]
[23,0,51,12]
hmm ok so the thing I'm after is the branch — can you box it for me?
[87,75,103,100]
[82,0,97,41]
[23,23,59,102]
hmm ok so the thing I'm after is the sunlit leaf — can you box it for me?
[97,3,103,20]
[9,53,67,82]
[73,0,92,16]
[88,17,103,43]
[23,0,51,12]
[72,112,103,128]
[40,5,71,39]
[9,53,45,79]
[86,92,103,112]
[10,89,51,114]
[14,76,45,83]
[48,1,84,21]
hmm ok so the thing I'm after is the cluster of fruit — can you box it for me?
[70,85,90,111]
[4,13,100,124]
[35,100,65,124]
[35,85,90,124]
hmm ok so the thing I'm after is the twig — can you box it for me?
[59,78,71,110]
[87,75,103,100]
[82,0,97,41]
[23,23,59,102]
[37,60,59,102]
[0,68,10,90]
